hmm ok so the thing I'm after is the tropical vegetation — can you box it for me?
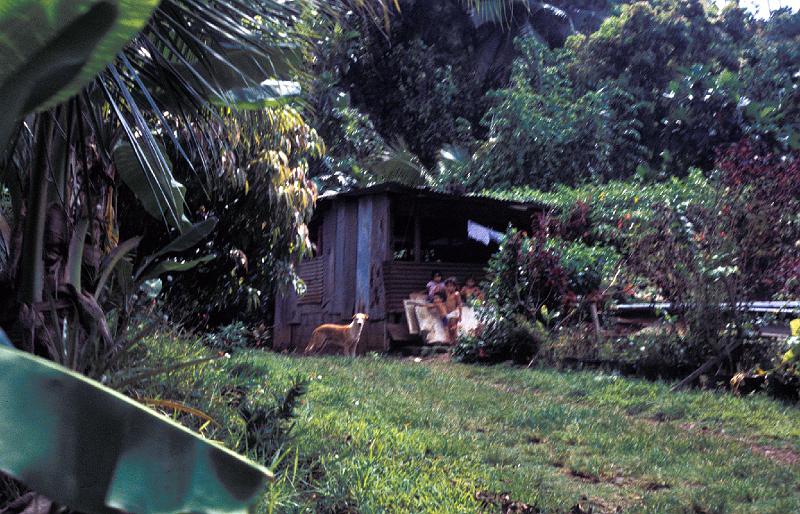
[0,0,798,512]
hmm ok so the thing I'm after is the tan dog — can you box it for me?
[304,313,369,357]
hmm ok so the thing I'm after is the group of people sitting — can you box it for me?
[422,271,483,343]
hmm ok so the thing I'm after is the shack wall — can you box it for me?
[274,188,541,354]
[273,197,377,352]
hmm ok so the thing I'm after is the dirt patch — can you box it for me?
[649,410,683,423]
[679,422,800,467]
[475,491,539,513]
[568,469,601,484]
[749,443,800,466]
[642,481,671,491]
[566,469,674,494]
[570,495,630,514]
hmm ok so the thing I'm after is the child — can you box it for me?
[429,290,449,325]
[444,277,463,342]
[460,276,483,303]
[426,270,444,301]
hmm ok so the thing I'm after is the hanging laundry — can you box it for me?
[467,220,503,245]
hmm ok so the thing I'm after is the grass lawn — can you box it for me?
[128,337,800,513]
[233,352,800,514]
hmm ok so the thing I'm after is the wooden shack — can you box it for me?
[273,183,544,353]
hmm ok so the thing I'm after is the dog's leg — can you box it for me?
[315,335,330,355]
[304,332,321,355]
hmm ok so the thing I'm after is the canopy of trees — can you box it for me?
[310,0,800,190]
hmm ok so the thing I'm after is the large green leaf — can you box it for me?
[0,0,159,112]
[114,140,192,232]
[134,218,218,283]
[0,345,271,513]
[136,254,216,283]
[153,217,219,258]
[65,219,90,291]
[213,80,301,110]
[94,236,142,300]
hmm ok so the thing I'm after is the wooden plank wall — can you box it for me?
[279,200,369,353]
[355,198,373,314]
[297,257,324,304]
[333,201,358,317]
[272,293,292,349]
[368,195,390,320]
[321,207,337,311]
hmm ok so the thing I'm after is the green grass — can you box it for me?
[125,336,800,513]
[251,353,800,513]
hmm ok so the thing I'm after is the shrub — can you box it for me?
[714,139,800,298]
[453,313,545,365]
[553,240,620,295]
[203,322,252,353]
[620,139,800,376]
[483,224,569,321]
[759,320,800,402]
[484,169,716,251]
[155,108,322,329]
[455,224,566,364]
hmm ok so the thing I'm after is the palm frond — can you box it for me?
[367,140,432,187]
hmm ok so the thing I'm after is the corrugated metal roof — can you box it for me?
[317,182,546,211]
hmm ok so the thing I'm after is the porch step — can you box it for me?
[389,342,451,357]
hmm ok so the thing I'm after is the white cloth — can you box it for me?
[404,299,422,335]
[405,301,480,343]
[458,306,479,336]
[413,304,449,344]
[467,220,503,246]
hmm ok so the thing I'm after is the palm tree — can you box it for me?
[392,0,578,85]
[0,0,379,371]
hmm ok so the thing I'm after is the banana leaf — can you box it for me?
[136,254,216,284]
[0,345,271,513]
[0,0,159,112]
[114,140,192,232]
[0,0,159,147]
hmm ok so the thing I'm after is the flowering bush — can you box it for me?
[715,139,800,298]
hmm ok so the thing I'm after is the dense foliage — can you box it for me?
[462,139,800,389]
[311,1,800,191]
[151,108,323,328]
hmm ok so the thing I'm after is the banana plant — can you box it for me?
[0,0,160,148]
[0,0,309,358]
[53,213,218,377]
[0,344,271,513]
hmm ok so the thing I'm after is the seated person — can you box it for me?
[444,277,463,342]
[426,270,445,301]
[460,276,484,303]
[428,290,449,331]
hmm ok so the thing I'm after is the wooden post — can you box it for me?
[590,302,601,341]
[413,215,421,263]
[671,339,743,391]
